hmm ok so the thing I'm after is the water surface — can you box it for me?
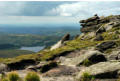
[19,46,45,52]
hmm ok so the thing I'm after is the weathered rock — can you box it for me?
[80,32,95,40]
[0,63,8,73]
[7,59,36,70]
[60,50,106,66]
[40,61,58,73]
[50,40,63,50]
[61,33,70,43]
[75,62,120,80]
[80,15,120,33]
[40,76,74,81]
[107,49,120,60]
[80,14,99,23]
[93,35,104,41]
[50,34,70,50]
[96,41,116,52]
[96,26,106,35]
[104,22,114,31]
[80,26,99,33]
[107,54,118,60]
[43,65,79,77]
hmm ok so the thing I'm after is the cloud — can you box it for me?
[1,1,120,25]
[0,2,26,16]
[0,2,71,16]
[47,2,120,19]
[1,1,120,18]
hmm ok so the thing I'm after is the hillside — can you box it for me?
[0,27,80,58]
[1,14,120,81]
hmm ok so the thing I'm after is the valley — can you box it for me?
[0,26,80,58]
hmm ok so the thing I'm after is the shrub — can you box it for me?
[7,71,20,81]
[80,72,95,81]
[24,72,40,81]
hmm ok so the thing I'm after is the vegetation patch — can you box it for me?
[24,72,40,81]
[1,71,40,81]
[82,59,92,67]
[80,72,95,81]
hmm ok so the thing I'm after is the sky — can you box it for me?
[1,1,120,27]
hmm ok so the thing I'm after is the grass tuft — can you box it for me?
[7,71,20,81]
[24,72,40,81]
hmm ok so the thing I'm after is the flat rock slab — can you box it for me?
[76,62,120,80]
[42,65,79,77]
[41,76,74,81]
[60,50,106,66]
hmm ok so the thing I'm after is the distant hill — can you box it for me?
[0,26,80,36]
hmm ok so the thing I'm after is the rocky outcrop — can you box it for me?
[80,15,120,33]
[50,34,70,50]
[76,62,120,80]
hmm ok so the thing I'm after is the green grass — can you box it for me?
[0,49,34,58]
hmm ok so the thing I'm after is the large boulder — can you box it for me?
[96,41,116,52]
[60,50,106,66]
[75,62,120,80]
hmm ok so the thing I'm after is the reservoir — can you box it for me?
[19,46,45,52]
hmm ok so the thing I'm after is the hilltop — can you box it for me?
[1,14,120,81]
